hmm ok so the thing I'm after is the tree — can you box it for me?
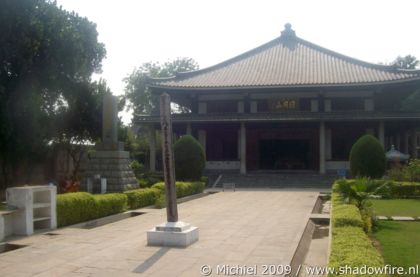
[52,79,111,182]
[123,57,199,116]
[391,55,419,69]
[0,0,106,187]
[349,135,386,179]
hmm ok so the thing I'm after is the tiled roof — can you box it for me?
[150,24,420,89]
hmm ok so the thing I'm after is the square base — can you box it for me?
[147,222,199,247]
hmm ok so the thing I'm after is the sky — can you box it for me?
[56,0,420,124]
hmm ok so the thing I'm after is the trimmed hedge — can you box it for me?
[389,183,420,198]
[152,181,205,208]
[124,188,160,209]
[336,179,420,199]
[57,192,97,227]
[329,183,385,276]
[57,181,206,227]
[332,204,364,228]
[94,193,128,218]
[329,226,385,276]
[152,181,205,198]
[57,192,127,227]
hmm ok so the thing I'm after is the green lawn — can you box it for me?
[370,199,420,217]
[374,221,420,276]
[0,202,5,211]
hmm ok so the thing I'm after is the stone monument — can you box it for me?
[83,94,138,192]
[147,93,199,247]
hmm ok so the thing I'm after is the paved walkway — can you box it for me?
[0,190,318,276]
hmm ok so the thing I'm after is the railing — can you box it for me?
[134,111,420,123]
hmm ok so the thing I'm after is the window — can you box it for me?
[206,100,237,113]
[331,98,363,111]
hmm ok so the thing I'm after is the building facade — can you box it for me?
[136,24,420,174]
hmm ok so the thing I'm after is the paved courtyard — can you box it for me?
[0,190,318,276]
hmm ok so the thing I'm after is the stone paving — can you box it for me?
[0,190,318,277]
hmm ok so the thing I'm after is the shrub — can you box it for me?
[399,159,420,182]
[56,192,98,227]
[152,181,205,198]
[138,172,164,188]
[151,182,165,191]
[329,185,384,275]
[390,183,420,198]
[130,160,144,179]
[94,193,127,218]
[124,188,160,209]
[332,204,364,228]
[155,194,166,209]
[57,192,129,227]
[349,135,386,178]
[152,181,205,208]
[329,226,385,276]
[174,135,205,181]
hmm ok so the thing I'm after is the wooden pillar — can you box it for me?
[159,93,178,222]
[319,121,326,174]
[198,130,206,157]
[396,135,401,150]
[149,125,156,172]
[404,131,410,154]
[186,123,192,136]
[411,129,418,159]
[240,122,247,174]
[378,121,385,147]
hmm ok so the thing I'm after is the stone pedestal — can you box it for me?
[147,221,199,247]
[83,148,138,192]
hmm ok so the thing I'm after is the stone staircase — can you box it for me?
[206,172,336,189]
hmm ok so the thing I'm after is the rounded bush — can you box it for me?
[174,135,205,181]
[349,134,386,178]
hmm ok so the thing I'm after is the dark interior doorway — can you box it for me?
[259,139,310,170]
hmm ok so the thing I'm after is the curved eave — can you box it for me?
[148,76,420,92]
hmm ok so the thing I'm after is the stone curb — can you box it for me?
[376,215,419,221]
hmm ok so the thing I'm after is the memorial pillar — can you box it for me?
[159,93,178,222]
[147,93,199,247]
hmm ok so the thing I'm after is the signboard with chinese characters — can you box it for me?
[268,99,299,111]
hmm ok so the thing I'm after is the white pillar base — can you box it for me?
[147,221,199,247]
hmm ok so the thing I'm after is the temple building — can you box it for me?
[136,24,420,175]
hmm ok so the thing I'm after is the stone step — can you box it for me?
[205,173,335,188]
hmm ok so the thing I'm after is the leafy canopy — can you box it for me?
[123,57,199,116]
[391,55,419,69]
[0,0,106,186]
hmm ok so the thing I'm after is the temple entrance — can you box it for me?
[259,139,311,170]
